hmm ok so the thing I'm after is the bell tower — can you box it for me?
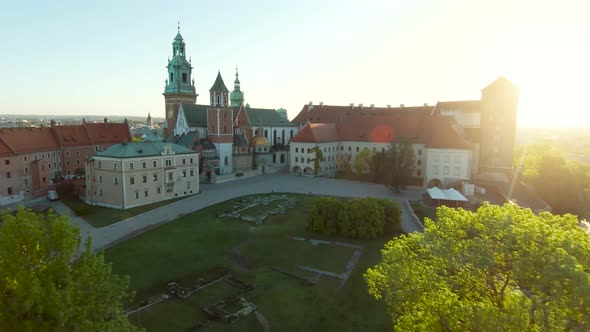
[163,24,198,136]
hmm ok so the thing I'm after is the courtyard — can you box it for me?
[104,193,397,331]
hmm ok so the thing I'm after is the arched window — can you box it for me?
[224,156,228,166]
[273,130,277,145]
[280,154,285,163]
[282,130,285,144]
[217,95,221,105]
[290,130,294,139]
[264,130,268,138]
[170,73,173,82]
[273,154,276,163]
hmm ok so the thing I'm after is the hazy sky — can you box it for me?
[1,0,588,127]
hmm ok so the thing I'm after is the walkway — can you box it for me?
[51,174,424,252]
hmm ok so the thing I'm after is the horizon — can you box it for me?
[1,0,588,128]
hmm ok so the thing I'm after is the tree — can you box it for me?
[310,146,324,176]
[353,148,373,176]
[385,140,415,191]
[365,204,590,331]
[0,208,140,331]
[308,197,343,235]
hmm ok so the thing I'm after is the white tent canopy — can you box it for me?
[426,187,468,202]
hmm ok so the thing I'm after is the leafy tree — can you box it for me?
[353,148,373,175]
[370,152,387,183]
[365,204,590,331]
[385,140,415,191]
[310,146,324,176]
[338,198,385,240]
[131,136,142,142]
[0,208,139,331]
[308,197,343,235]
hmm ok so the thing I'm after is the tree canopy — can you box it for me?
[0,208,139,331]
[310,146,324,176]
[365,203,590,331]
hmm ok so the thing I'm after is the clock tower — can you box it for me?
[163,26,198,136]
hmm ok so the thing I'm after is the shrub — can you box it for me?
[308,197,343,235]
[376,198,402,234]
[74,205,89,216]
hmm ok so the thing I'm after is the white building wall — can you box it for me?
[424,148,472,186]
[214,142,233,174]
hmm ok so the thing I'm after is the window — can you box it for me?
[224,156,228,166]
[454,155,461,163]
[433,166,439,175]
[170,72,173,82]
[418,149,422,155]
[295,148,299,153]
[382,148,385,153]
[444,154,450,162]
[99,189,103,196]
[182,158,186,165]
[66,152,70,157]
[454,167,460,176]
[76,151,80,156]
[66,161,70,166]
[356,147,359,152]
[182,73,187,83]
[153,174,158,181]
[4,160,8,165]
[42,154,45,159]
[76,160,80,165]
[98,161,102,168]
[152,160,157,167]
[190,170,194,176]
[130,177,135,185]
[142,175,147,183]
[142,161,147,168]
[168,172,173,181]
[417,170,422,176]
[157,187,161,194]
[189,158,194,164]
[129,162,134,170]
[98,175,103,183]
[417,160,422,166]
[113,162,117,170]
[444,166,449,175]
[182,170,187,177]
[7,187,12,195]
[135,192,139,199]
[24,156,27,162]
[433,153,439,162]
[348,146,351,152]
[6,172,11,178]
[144,190,148,197]
[24,178,28,185]
[24,167,28,174]
[113,177,118,184]
[295,157,299,162]
[165,159,172,167]
[186,181,190,189]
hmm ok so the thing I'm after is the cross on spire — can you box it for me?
[177,21,180,33]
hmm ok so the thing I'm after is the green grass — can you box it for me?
[410,201,437,223]
[61,194,190,228]
[104,194,397,331]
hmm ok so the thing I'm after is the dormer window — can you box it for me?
[182,73,187,83]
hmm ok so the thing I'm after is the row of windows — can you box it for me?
[96,169,195,184]
[433,166,461,176]
[295,146,423,155]
[97,158,192,170]
[432,154,462,163]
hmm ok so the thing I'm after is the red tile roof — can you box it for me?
[291,107,471,149]
[291,123,339,143]
[52,125,91,147]
[433,100,481,113]
[291,104,434,125]
[84,122,130,145]
[0,127,59,154]
[0,137,14,157]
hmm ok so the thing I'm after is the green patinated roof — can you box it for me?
[244,107,297,127]
[96,141,194,158]
[210,71,229,92]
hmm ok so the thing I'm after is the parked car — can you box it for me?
[47,190,59,201]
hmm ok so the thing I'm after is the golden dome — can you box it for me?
[252,135,269,146]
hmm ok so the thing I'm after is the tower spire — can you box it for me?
[177,21,180,33]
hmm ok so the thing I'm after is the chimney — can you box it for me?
[349,103,354,107]
[359,103,363,109]
[50,119,56,127]
[423,103,429,109]
[400,104,405,109]
[387,104,391,109]
[370,104,375,109]
[104,117,108,123]
[319,101,323,107]
[308,101,313,106]
[82,118,86,124]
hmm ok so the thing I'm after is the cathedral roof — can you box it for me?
[209,71,229,93]
[96,141,194,159]
[180,104,209,127]
[433,100,481,113]
[243,107,297,127]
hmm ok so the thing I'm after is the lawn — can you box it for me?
[104,193,398,331]
[61,194,190,228]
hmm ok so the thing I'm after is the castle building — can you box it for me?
[290,77,519,188]
[162,30,298,178]
[0,120,130,205]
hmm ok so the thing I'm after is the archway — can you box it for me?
[292,166,302,174]
[427,178,443,188]
[303,167,314,175]
[280,154,285,163]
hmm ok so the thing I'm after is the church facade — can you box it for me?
[162,29,298,178]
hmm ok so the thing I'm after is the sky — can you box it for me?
[0,0,589,128]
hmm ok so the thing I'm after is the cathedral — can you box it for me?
[162,29,298,179]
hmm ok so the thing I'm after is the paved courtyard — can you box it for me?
[40,174,425,253]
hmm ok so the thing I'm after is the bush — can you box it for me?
[74,205,89,216]
[376,198,402,234]
[308,197,401,240]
